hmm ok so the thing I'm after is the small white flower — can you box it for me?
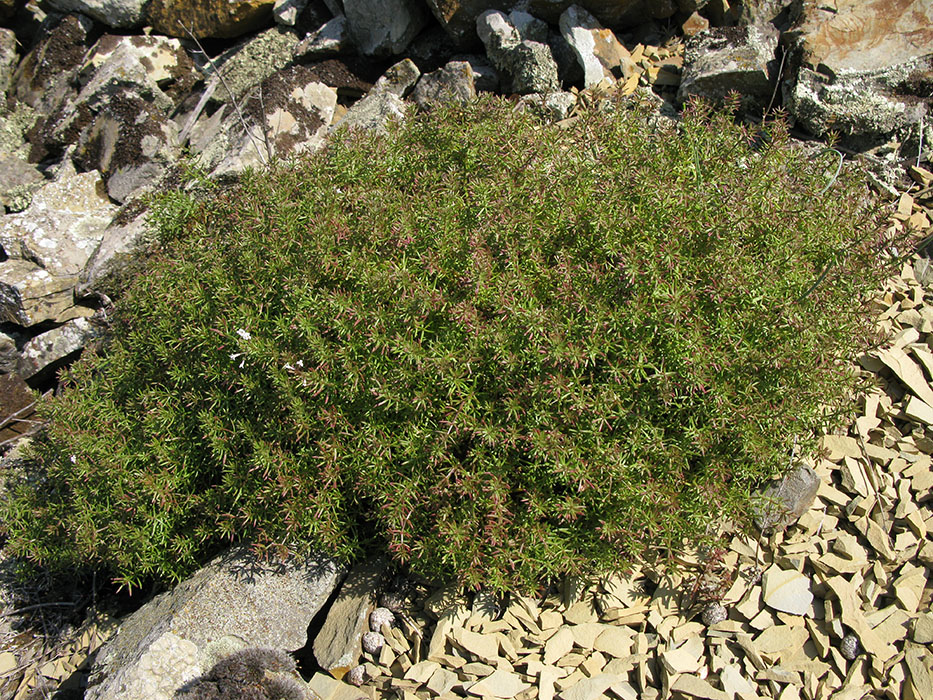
[284,362,294,371]
[236,328,252,340]
[70,454,77,464]
[296,360,304,368]
[230,352,243,360]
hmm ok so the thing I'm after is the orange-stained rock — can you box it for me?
[147,0,275,39]
[785,0,933,141]
[791,0,933,74]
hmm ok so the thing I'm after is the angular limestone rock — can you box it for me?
[343,0,427,57]
[559,5,632,88]
[761,565,813,616]
[313,556,389,680]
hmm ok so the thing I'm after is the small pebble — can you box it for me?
[840,633,860,660]
[370,607,395,632]
[701,602,728,626]
[346,664,367,686]
[361,631,384,654]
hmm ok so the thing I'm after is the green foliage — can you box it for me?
[1,96,891,591]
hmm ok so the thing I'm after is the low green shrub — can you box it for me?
[1,96,891,591]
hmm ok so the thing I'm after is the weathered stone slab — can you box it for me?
[314,556,389,680]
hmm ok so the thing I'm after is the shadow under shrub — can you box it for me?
[1,96,892,591]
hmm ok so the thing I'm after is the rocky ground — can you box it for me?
[0,0,932,698]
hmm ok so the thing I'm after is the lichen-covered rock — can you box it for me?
[208,26,303,106]
[0,28,16,98]
[77,208,154,299]
[0,260,81,327]
[73,95,180,203]
[0,157,45,214]
[28,34,185,163]
[16,316,102,379]
[476,10,560,94]
[147,0,275,39]
[198,64,337,176]
[518,90,576,120]
[86,547,344,700]
[47,0,148,28]
[0,163,116,280]
[677,24,779,109]
[343,0,428,57]
[12,14,95,114]
[412,60,477,109]
[784,0,933,145]
[333,59,419,133]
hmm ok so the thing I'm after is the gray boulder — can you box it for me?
[559,5,633,88]
[477,10,560,94]
[28,34,189,163]
[46,0,148,28]
[208,26,303,106]
[294,15,352,58]
[412,60,477,110]
[343,0,428,57]
[0,261,81,327]
[518,90,576,120]
[753,463,820,534]
[457,53,500,92]
[784,0,933,147]
[677,24,779,110]
[86,547,345,700]
[73,95,181,204]
[423,0,678,45]
[77,208,155,299]
[16,316,102,379]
